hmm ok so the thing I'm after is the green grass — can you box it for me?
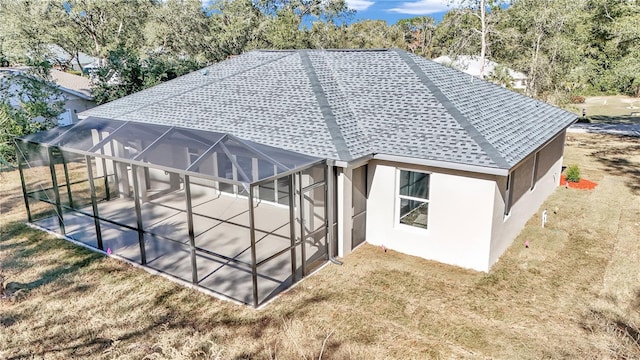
[1,132,640,359]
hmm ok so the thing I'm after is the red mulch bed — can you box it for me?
[560,175,598,190]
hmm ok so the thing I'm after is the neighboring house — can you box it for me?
[0,67,95,125]
[17,49,576,306]
[47,44,101,73]
[433,55,528,91]
[49,69,96,116]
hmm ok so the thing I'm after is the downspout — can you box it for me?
[326,164,343,265]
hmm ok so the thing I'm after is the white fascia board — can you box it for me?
[373,153,509,176]
[326,154,374,169]
[57,86,94,101]
[327,159,349,168]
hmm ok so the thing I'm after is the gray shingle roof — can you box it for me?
[81,49,577,170]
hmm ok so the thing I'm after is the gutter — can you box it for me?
[372,153,509,176]
[58,86,94,101]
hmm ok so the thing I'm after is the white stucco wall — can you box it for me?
[336,167,353,257]
[365,160,496,272]
[63,95,95,114]
[488,131,566,267]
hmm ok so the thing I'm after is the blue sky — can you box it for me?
[346,0,452,24]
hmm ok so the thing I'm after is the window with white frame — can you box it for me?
[187,147,200,171]
[398,170,430,229]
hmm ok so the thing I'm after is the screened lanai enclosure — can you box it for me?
[16,117,331,307]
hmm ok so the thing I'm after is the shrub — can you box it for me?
[566,165,581,182]
[569,95,586,104]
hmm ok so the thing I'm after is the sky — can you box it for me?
[346,0,452,24]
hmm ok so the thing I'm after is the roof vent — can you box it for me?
[200,69,209,76]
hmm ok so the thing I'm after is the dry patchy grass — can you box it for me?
[1,132,640,359]
[567,95,640,124]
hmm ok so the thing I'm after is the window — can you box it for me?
[398,170,430,229]
[187,147,200,163]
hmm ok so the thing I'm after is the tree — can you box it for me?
[46,0,154,64]
[586,0,640,96]
[144,0,214,62]
[341,20,405,49]
[91,47,144,104]
[432,9,481,58]
[438,0,505,77]
[256,0,351,25]
[0,64,63,163]
[206,0,265,60]
[142,56,203,87]
[91,47,202,104]
[486,64,514,89]
[396,16,436,58]
[502,0,588,100]
[253,0,352,50]
[0,0,54,62]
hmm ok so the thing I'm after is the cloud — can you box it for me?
[346,0,375,11]
[388,0,451,15]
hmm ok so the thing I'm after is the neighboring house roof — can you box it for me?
[50,69,94,100]
[47,44,101,68]
[80,49,576,172]
[0,67,93,101]
[433,55,527,81]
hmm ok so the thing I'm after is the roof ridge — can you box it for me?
[393,49,511,169]
[107,51,297,119]
[299,50,353,161]
[309,50,374,156]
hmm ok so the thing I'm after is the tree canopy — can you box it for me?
[0,0,638,104]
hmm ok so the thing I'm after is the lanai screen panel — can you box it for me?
[88,122,170,159]
[48,117,126,151]
[17,118,328,307]
[136,127,225,171]
[27,117,322,185]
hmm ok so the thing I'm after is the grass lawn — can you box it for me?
[567,95,640,124]
[1,132,640,359]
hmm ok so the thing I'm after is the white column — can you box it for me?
[336,167,353,257]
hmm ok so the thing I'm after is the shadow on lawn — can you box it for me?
[581,115,640,124]
[4,253,101,293]
[0,194,28,223]
[1,221,103,296]
[589,134,640,195]
[0,224,45,252]
[580,308,640,357]
[2,218,342,359]
[5,289,335,360]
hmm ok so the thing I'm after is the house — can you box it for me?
[0,67,95,125]
[16,49,576,307]
[47,44,101,73]
[49,69,96,117]
[433,55,528,91]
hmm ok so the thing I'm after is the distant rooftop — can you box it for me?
[47,44,101,67]
[0,67,93,100]
[50,69,93,100]
[433,55,527,80]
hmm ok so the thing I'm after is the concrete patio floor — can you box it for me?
[33,187,328,306]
